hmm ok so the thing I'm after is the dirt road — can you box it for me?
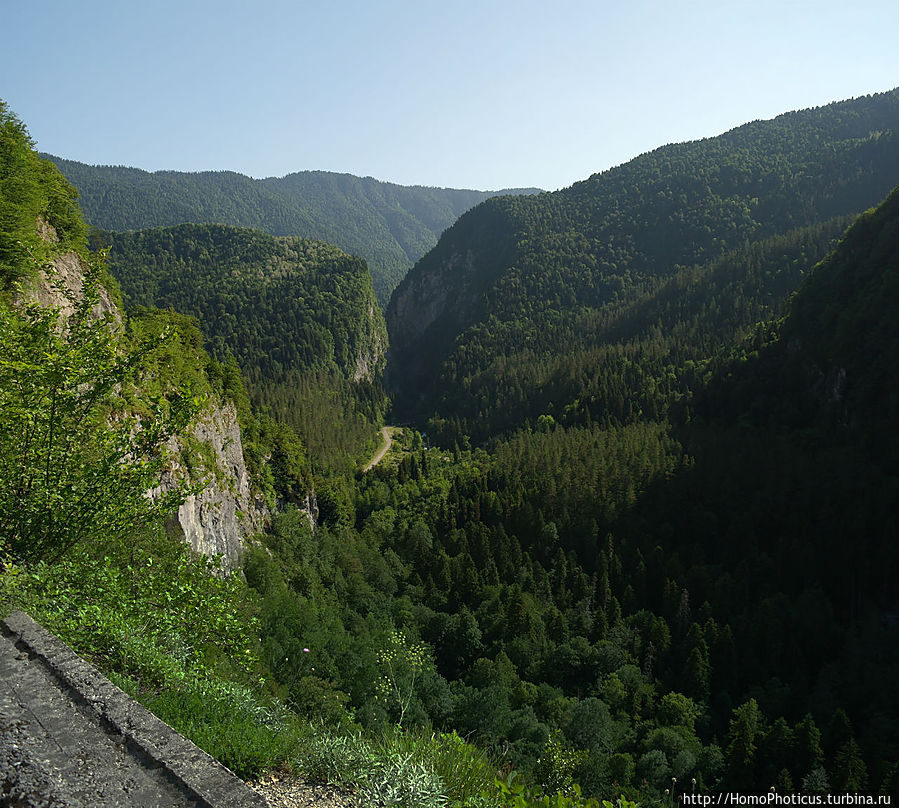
[362,426,396,471]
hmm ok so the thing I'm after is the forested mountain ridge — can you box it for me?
[598,180,899,792]
[44,155,541,305]
[97,223,390,469]
[387,88,899,441]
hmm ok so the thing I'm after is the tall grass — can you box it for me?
[296,723,500,808]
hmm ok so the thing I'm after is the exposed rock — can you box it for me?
[152,401,269,571]
[20,250,121,326]
[352,300,388,382]
[36,215,59,243]
[20,218,121,324]
[17,231,273,569]
[827,366,847,402]
[251,772,356,808]
[387,248,477,350]
[386,246,485,402]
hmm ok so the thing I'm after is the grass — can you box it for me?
[295,723,500,807]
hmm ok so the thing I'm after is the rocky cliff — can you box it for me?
[385,200,513,405]
[152,401,268,570]
[19,219,119,324]
[24,241,269,569]
[352,299,389,383]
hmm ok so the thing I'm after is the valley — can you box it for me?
[3,87,899,805]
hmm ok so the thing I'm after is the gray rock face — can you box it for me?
[153,401,269,571]
[20,241,270,569]
[386,245,488,402]
[387,248,476,350]
[352,300,388,382]
[21,249,120,326]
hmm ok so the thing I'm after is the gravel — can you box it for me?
[250,773,359,808]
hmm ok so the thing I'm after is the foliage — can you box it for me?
[7,93,899,802]
[48,155,539,305]
[297,724,499,808]
[1,520,296,779]
[489,771,636,808]
[97,223,388,469]
[388,88,899,442]
[0,265,198,563]
[0,100,88,287]
[376,629,434,726]
[532,730,588,796]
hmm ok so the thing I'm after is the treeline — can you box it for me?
[47,155,539,304]
[388,89,899,441]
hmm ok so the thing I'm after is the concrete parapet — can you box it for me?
[0,610,267,807]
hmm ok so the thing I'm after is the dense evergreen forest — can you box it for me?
[5,89,899,806]
[97,223,389,468]
[46,156,540,305]
[387,89,899,443]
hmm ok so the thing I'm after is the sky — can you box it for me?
[1,0,897,192]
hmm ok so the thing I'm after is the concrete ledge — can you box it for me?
[1,610,267,808]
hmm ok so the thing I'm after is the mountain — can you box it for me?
[601,181,899,785]
[43,155,541,306]
[0,100,303,568]
[386,88,899,443]
[96,223,389,468]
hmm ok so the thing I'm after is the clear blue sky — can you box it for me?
[2,0,897,191]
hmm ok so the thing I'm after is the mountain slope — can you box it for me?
[0,101,301,567]
[99,223,389,467]
[706,180,899,465]
[387,88,899,442]
[44,156,540,305]
[603,181,899,776]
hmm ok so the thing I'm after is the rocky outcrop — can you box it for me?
[20,228,268,569]
[22,220,120,324]
[387,247,479,350]
[29,251,121,325]
[153,401,269,571]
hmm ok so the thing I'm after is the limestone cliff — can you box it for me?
[385,208,505,407]
[152,401,269,570]
[21,240,271,568]
[387,247,480,352]
[352,299,389,383]
[19,220,119,324]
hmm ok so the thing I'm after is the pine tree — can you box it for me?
[832,738,868,792]
[726,699,764,790]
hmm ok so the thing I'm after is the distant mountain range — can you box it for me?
[43,155,541,306]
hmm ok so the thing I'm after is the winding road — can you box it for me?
[362,426,397,471]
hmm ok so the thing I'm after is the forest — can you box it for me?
[3,89,899,806]
[46,155,540,306]
[97,223,390,469]
[387,89,899,443]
